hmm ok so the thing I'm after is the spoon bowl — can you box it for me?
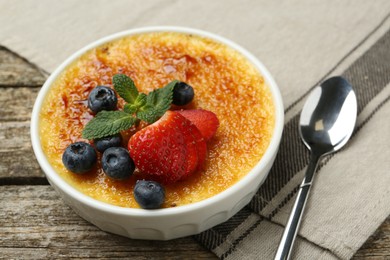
[275,76,357,260]
[300,77,357,155]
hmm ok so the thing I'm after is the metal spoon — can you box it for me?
[274,76,357,260]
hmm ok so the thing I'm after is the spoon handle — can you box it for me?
[274,153,320,260]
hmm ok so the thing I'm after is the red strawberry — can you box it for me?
[128,111,206,184]
[177,109,219,141]
[189,123,207,171]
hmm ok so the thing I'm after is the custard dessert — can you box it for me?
[39,32,275,208]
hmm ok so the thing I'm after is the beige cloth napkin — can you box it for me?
[2,0,389,259]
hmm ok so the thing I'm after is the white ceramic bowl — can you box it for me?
[31,26,284,240]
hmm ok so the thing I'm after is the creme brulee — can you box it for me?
[39,32,275,208]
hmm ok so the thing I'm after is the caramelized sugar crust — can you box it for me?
[40,32,275,208]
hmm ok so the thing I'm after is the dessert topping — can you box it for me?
[172,81,195,106]
[128,111,207,185]
[177,109,219,141]
[60,73,222,209]
[62,142,97,174]
[82,74,178,140]
[87,86,118,113]
[94,134,122,153]
[101,147,135,180]
[134,180,165,209]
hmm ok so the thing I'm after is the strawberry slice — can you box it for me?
[177,109,219,141]
[128,111,206,184]
[189,123,207,171]
[180,116,200,176]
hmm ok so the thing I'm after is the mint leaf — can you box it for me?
[124,93,147,114]
[82,111,137,139]
[134,93,147,107]
[82,76,179,139]
[113,74,139,104]
[136,105,159,123]
[138,80,178,123]
[124,104,138,114]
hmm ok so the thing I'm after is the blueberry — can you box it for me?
[88,86,118,113]
[134,180,165,209]
[94,134,122,153]
[101,147,135,180]
[62,142,97,174]
[172,81,194,106]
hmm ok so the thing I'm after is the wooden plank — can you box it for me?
[0,87,39,122]
[0,186,217,259]
[0,48,45,179]
[0,46,46,87]
[0,87,43,179]
[0,121,44,179]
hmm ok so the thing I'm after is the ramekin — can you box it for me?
[31,26,284,240]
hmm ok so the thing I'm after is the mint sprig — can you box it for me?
[124,93,147,114]
[82,111,137,139]
[137,80,178,123]
[82,74,178,140]
[112,74,139,104]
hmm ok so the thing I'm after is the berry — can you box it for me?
[88,86,118,113]
[62,142,97,174]
[172,81,194,106]
[190,121,207,171]
[128,111,207,184]
[134,180,165,209]
[94,134,122,153]
[177,109,219,141]
[101,147,135,180]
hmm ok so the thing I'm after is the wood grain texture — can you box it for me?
[0,46,46,87]
[0,117,44,179]
[0,46,388,259]
[0,186,217,259]
[0,87,39,122]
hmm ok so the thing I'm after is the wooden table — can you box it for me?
[1,46,388,259]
